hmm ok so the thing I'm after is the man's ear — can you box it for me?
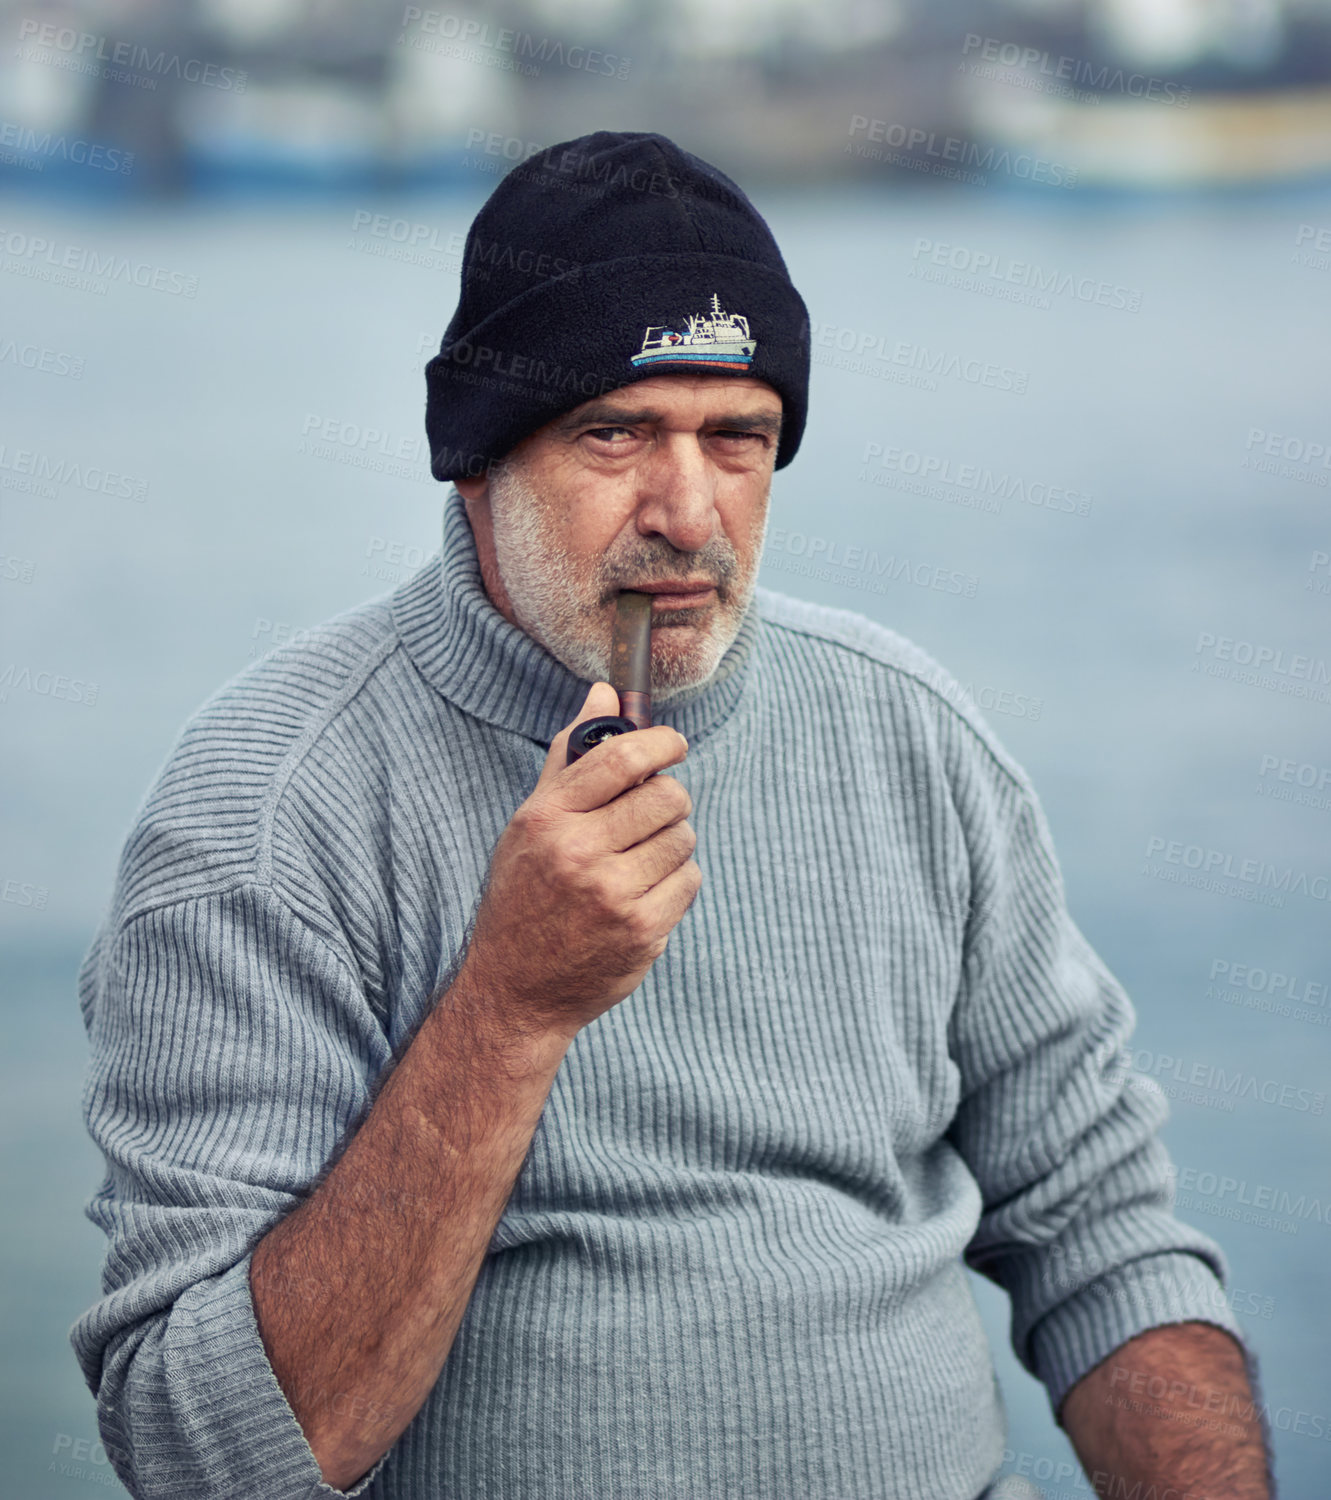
[454,474,487,504]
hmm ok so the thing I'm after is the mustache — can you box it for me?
[599,549,737,601]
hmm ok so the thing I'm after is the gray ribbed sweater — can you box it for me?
[72,486,1242,1500]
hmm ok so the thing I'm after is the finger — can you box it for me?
[633,855,704,930]
[616,818,697,896]
[592,774,693,856]
[551,723,688,815]
[536,681,623,792]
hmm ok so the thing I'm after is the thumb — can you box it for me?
[538,681,623,784]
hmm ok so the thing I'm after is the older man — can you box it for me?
[72,131,1272,1499]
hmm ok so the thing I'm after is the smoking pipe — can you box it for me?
[566,589,653,765]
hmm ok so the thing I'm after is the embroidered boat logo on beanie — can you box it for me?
[630,291,757,373]
[423,130,809,482]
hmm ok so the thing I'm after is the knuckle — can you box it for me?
[581,866,617,910]
[560,833,592,867]
[553,840,593,889]
[619,732,655,771]
[514,798,553,841]
[651,775,689,818]
[606,870,640,917]
[629,908,663,950]
[669,826,696,863]
[668,778,692,815]
[633,726,678,771]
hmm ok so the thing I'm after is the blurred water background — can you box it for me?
[3,0,1330,1495]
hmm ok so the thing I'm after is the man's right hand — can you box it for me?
[461,681,702,1043]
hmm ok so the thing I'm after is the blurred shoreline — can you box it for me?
[4,0,1331,198]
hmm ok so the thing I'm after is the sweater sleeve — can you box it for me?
[69,884,396,1500]
[944,757,1247,1417]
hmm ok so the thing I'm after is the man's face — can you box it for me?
[455,374,782,705]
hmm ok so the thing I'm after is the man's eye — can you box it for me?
[714,429,765,443]
[586,427,633,442]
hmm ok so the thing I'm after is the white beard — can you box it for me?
[482,461,768,707]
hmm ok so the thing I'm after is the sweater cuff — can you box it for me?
[162,1252,393,1498]
[1027,1251,1247,1417]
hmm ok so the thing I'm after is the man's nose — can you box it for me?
[632,435,720,553]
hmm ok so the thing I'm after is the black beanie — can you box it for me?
[424,130,810,482]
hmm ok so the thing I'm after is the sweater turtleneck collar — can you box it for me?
[391,486,762,748]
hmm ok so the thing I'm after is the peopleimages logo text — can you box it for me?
[15,18,247,91]
[1192,631,1331,703]
[0,118,132,173]
[0,228,198,296]
[910,238,1140,313]
[960,33,1191,106]
[399,9,631,78]
[1145,835,1331,904]
[1118,1048,1325,1113]
[861,440,1089,514]
[1171,1165,1331,1227]
[847,116,1077,188]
